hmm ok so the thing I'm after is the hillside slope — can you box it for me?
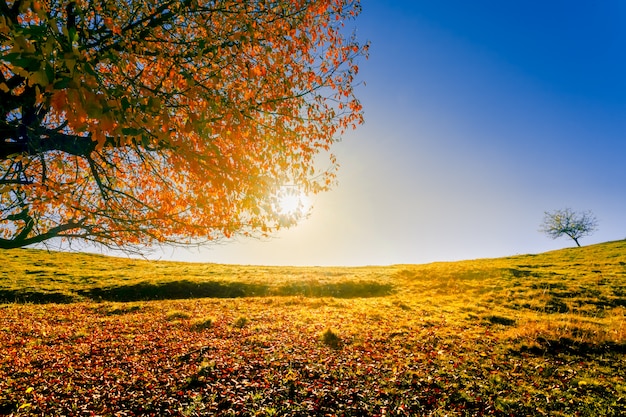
[1,240,624,415]
[1,240,624,305]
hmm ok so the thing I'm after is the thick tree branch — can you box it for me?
[0,221,86,249]
[0,130,98,159]
[6,208,35,242]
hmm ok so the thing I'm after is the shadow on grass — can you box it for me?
[0,290,77,304]
[80,280,268,301]
[1,280,393,303]
[513,337,626,356]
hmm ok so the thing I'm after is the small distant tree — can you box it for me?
[540,208,598,247]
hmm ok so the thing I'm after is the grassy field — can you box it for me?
[1,240,625,416]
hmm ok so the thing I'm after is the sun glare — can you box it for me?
[277,189,311,216]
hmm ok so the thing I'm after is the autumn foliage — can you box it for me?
[0,0,366,249]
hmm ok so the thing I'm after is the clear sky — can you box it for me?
[164,0,626,266]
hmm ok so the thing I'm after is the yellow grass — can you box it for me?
[1,240,625,415]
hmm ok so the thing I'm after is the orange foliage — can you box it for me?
[0,0,367,249]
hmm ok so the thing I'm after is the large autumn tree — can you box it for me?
[0,0,366,250]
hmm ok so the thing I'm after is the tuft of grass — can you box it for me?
[189,317,214,331]
[165,310,190,321]
[233,316,248,329]
[321,328,342,349]
[485,315,516,326]
[71,329,89,340]
[95,303,143,316]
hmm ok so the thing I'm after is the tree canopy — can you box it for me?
[0,0,366,250]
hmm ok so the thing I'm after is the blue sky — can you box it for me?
[166,0,626,266]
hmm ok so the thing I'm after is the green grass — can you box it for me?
[0,249,394,302]
[1,240,625,415]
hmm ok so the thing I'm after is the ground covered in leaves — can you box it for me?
[1,241,625,416]
[1,297,624,416]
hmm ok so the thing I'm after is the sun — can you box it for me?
[276,188,311,216]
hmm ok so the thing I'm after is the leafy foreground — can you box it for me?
[1,241,625,416]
